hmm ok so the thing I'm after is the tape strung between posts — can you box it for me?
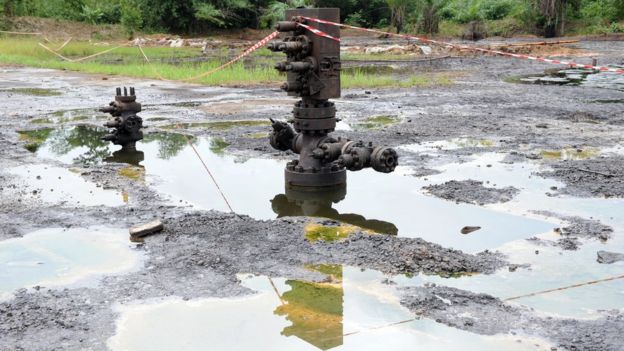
[296,23,340,42]
[300,16,624,75]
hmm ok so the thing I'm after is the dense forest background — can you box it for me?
[1,0,623,37]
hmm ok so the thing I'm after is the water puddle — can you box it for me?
[510,66,624,91]
[353,115,401,130]
[162,120,270,130]
[108,267,548,351]
[23,125,554,253]
[418,151,624,318]
[400,138,498,154]
[539,147,599,160]
[29,108,108,125]
[0,227,142,300]
[2,164,124,207]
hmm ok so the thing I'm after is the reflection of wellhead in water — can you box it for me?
[100,87,144,148]
[271,184,398,235]
[268,8,398,188]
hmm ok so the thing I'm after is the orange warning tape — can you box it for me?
[300,16,624,74]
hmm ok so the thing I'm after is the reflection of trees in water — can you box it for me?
[46,126,111,165]
[274,265,344,350]
[143,133,191,160]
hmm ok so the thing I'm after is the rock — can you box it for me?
[596,250,624,264]
[129,220,164,238]
[461,226,481,235]
[419,46,432,55]
[170,39,184,48]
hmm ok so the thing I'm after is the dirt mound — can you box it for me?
[400,285,624,351]
[5,16,126,40]
[423,180,519,205]
[538,156,624,198]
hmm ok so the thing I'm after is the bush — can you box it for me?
[345,11,366,26]
[120,0,141,37]
[479,0,515,20]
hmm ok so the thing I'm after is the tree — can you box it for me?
[120,0,142,38]
[386,0,410,33]
[259,0,310,28]
[418,0,446,34]
[535,0,579,37]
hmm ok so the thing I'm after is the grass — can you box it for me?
[342,69,457,88]
[0,37,459,89]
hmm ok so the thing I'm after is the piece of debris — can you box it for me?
[461,226,481,235]
[129,220,164,238]
[597,250,624,264]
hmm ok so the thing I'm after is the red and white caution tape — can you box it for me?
[296,23,340,42]
[183,31,279,81]
[300,16,624,74]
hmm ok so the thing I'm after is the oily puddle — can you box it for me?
[352,115,401,130]
[198,98,297,115]
[421,151,624,317]
[400,138,499,154]
[2,164,124,206]
[0,227,142,301]
[29,108,109,125]
[162,119,270,130]
[108,266,548,351]
[25,125,555,253]
[538,147,600,160]
[508,66,624,91]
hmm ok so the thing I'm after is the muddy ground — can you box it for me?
[1,37,623,351]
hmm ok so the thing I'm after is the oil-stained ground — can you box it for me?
[1,37,623,351]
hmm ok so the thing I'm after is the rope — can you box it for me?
[268,277,286,305]
[72,44,127,62]
[38,41,127,63]
[56,37,72,51]
[38,42,75,62]
[177,129,239,218]
[504,273,624,301]
[137,44,168,80]
[0,30,42,35]
[134,31,278,83]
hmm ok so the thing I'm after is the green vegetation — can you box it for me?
[2,0,623,37]
[17,128,52,152]
[0,38,453,88]
[355,115,401,130]
[209,137,230,154]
